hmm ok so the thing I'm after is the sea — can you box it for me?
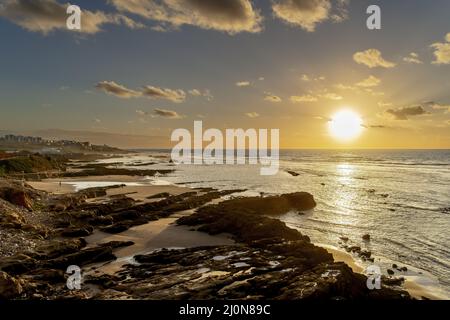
[89,149,450,298]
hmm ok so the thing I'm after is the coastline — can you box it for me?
[25,175,443,300]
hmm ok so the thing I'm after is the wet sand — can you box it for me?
[317,243,364,273]
[28,175,192,201]
[85,210,235,275]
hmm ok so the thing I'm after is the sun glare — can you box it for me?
[328,110,363,141]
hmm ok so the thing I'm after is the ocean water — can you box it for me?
[98,150,450,297]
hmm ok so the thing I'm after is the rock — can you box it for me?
[100,218,148,234]
[0,271,23,299]
[360,250,372,259]
[400,267,408,272]
[147,192,171,199]
[45,246,116,269]
[102,245,409,300]
[0,254,37,274]
[7,190,33,210]
[346,246,361,253]
[23,269,65,284]
[110,210,142,222]
[387,269,395,275]
[61,226,94,237]
[189,192,316,217]
[392,263,398,269]
[0,199,26,228]
[382,275,404,286]
[31,239,87,260]
[88,215,113,226]
[339,236,349,242]
[362,234,371,241]
[286,171,299,177]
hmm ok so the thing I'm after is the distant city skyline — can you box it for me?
[0,0,449,148]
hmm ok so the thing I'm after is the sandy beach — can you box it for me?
[25,175,441,300]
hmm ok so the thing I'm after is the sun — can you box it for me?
[328,110,363,141]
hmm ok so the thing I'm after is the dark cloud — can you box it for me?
[0,0,142,34]
[110,0,262,34]
[153,108,183,119]
[385,106,428,120]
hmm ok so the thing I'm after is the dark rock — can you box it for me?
[339,236,349,242]
[286,171,299,177]
[346,246,361,253]
[387,269,395,275]
[100,218,148,234]
[362,234,371,241]
[382,275,404,286]
[110,210,142,222]
[0,271,23,299]
[61,226,94,237]
[187,192,316,217]
[0,254,37,275]
[23,269,65,284]
[147,192,171,199]
[45,246,116,269]
[360,250,372,259]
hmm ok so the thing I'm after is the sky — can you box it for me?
[0,0,449,149]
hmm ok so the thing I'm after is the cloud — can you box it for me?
[300,74,310,81]
[272,0,349,32]
[431,34,450,64]
[245,112,260,118]
[0,0,143,35]
[264,92,282,103]
[378,101,393,108]
[422,101,450,113]
[236,81,251,87]
[321,92,343,100]
[334,83,357,91]
[109,0,263,35]
[136,109,148,116]
[403,52,422,64]
[188,89,213,100]
[96,81,142,98]
[356,75,381,87]
[153,108,183,119]
[290,94,318,103]
[385,106,428,120]
[142,86,186,103]
[353,49,396,68]
[188,89,202,96]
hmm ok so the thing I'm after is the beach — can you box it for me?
[24,172,440,300]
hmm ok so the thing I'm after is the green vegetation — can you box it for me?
[0,154,66,176]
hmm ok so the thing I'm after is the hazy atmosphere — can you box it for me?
[0,0,449,148]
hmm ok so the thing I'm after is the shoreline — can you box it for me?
[26,175,444,300]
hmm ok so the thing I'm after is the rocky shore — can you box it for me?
[0,157,412,300]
